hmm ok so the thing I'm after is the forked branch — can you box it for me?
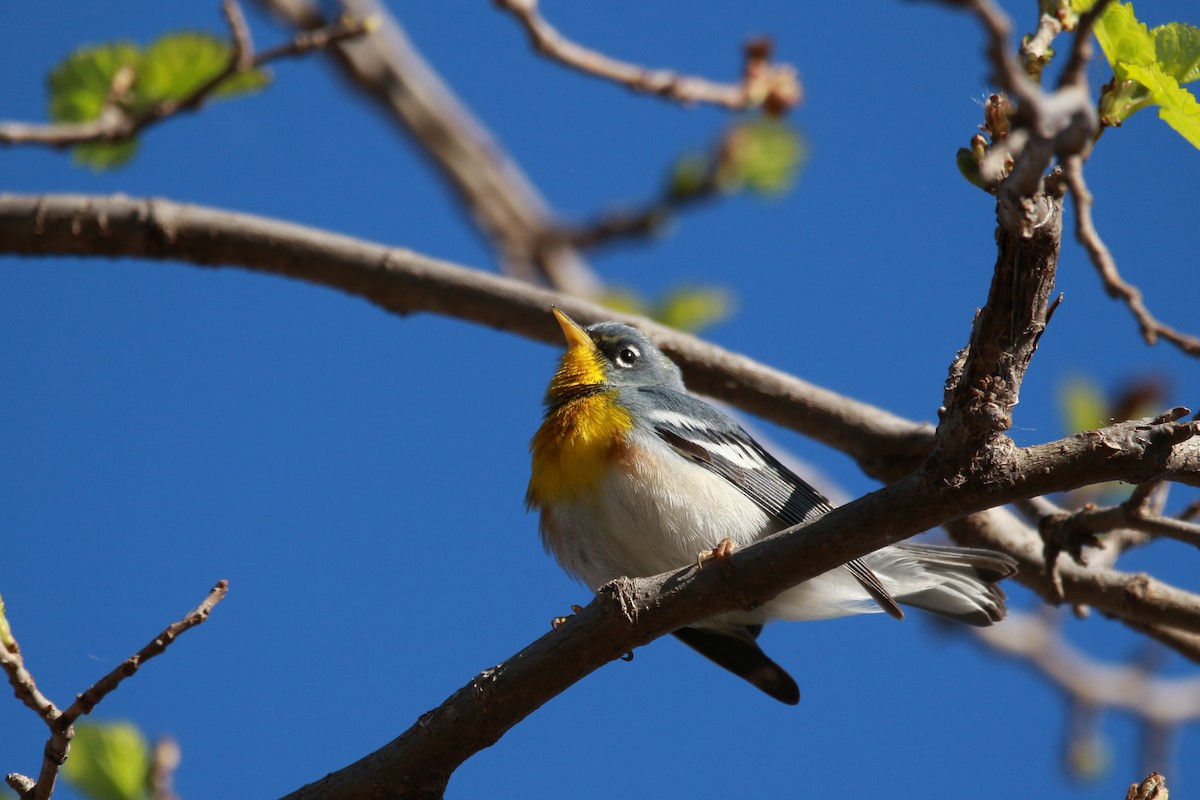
[2,581,228,800]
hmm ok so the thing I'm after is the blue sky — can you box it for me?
[2,2,1198,799]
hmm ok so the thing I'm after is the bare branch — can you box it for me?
[1019,12,1063,79]
[258,0,601,294]
[1062,157,1200,356]
[1181,498,1200,522]
[4,581,230,800]
[1123,619,1200,663]
[0,612,61,724]
[4,191,1200,630]
[495,0,801,112]
[1,191,1198,793]
[59,580,229,725]
[946,506,1200,659]
[975,610,1200,724]
[5,774,35,796]
[943,0,1038,110]
[276,411,1200,799]
[1057,0,1114,91]
[0,191,931,473]
[0,7,372,149]
[221,0,256,70]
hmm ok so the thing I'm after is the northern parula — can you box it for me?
[527,308,1017,704]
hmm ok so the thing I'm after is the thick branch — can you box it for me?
[3,191,1198,795]
[278,417,1200,798]
[0,192,930,476]
[257,0,599,294]
[932,194,1061,467]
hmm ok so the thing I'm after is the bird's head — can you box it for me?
[545,308,684,402]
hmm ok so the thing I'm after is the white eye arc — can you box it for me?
[615,345,640,368]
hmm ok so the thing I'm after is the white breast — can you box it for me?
[540,440,774,591]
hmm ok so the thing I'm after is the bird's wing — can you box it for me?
[638,386,904,620]
[672,625,799,704]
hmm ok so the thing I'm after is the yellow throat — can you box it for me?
[527,309,634,506]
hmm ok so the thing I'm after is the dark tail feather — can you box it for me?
[673,625,800,705]
[891,543,1018,627]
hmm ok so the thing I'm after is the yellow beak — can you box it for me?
[552,307,598,353]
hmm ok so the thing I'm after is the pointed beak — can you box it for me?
[551,307,598,352]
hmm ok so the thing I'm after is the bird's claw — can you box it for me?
[551,604,585,629]
[697,537,736,567]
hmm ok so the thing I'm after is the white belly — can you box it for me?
[538,442,891,625]
[540,444,773,590]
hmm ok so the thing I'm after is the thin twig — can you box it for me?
[1061,157,1200,356]
[495,0,801,112]
[61,580,229,723]
[0,604,62,726]
[10,581,230,800]
[1058,0,1114,90]
[1019,12,1063,79]
[0,4,373,148]
[1181,498,1200,522]
[222,0,256,70]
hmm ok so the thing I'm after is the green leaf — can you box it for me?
[654,287,733,333]
[140,32,268,104]
[73,140,140,171]
[1122,62,1200,148]
[1093,2,1156,73]
[1154,21,1200,84]
[955,147,989,190]
[1067,731,1113,782]
[63,721,151,800]
[47,43,140,123]
[44,32,269,171]
[719,121,806,195]
[1059,377,1109,434]
[598,285,734,333]
[666,153,712,200]
[598,287,649,318]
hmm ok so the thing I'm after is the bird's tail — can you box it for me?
[873,542,1018,626]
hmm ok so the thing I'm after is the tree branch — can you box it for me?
[276,414,1200,799]
[3,191,1198,795]
[1061,157,1200,356]
[3,192,1197,554]
[495,0,801,112]
[0,2,372,149]
[257,0,601,294]
[2,580,228,800]
[0,191,931,474]
[975,609,1200,724]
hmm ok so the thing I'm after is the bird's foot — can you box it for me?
[697,537,736,567]
[551,604,585,629]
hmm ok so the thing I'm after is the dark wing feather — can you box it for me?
[643,387,903,620]
[672,626,800,705]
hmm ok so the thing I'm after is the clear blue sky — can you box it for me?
[2,2,1198,798]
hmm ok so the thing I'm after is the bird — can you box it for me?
[526,308,1018,704]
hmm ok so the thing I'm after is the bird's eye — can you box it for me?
[615,345,640,368]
